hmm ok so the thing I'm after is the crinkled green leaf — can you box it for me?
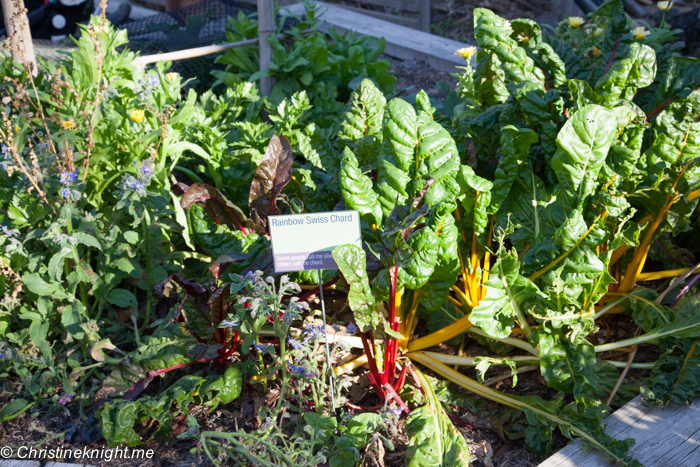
[595,43,656,108]
[333,244,378,332]
[489,125,538,215]
[338,78,386,170]
[498,162,550,250]
[470,253,545,339]
[340,147,383,228]
[473,8,544,87]
[551,104,618,204]
[406,369,470,467]
[535,329,598,401]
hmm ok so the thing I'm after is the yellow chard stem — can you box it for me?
[617,196,679,293]
[469,226,480,304]
[451,285,473,309]
[408,314,473,352]
[636,268,695,282]
[453,206,471,301]
[609,214,653,267]
[334,354,368,375]
[480,216,495,301]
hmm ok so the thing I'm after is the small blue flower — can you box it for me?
[60,188,70,199]
[147,74,160,87]
[288,364,316,378]
[221,319,239,328]
[347,322,358,335]
[60,169,79,184]
[139,163,154,177]
[1,225,14,237]
[253,342,268,352]
[1,144,9,160]
[127,180,145,192]
[288,337,302,350]
[303,323,325,338]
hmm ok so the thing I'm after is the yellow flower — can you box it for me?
[130,109,145,123]
[455,46,477,60]
[590,47,602,57]
[61,119,76,130]
[592,27,604,38]
[166,72,179,81]
[657,1,673,11]
[632,26,650,40]
[14,125,20,132]
[568,16,585,28]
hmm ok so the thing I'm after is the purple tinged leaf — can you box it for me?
[181,183,254,235]
[155,274,208,300]
[208,254,250,282]
[248,135,294,231]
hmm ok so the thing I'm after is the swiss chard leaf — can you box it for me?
[406,369,470,467]
[551,104,618,205]
[332,244,378,332]
[248,134,294,231]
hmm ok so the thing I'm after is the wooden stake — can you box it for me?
[134,29,312,66]
[257,0,275,96]
[1,0,37,74]
[419,0,430,33]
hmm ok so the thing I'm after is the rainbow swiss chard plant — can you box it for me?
[332,0,700,464]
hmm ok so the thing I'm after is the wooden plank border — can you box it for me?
[284,1,472,73]
[540,396,700,467]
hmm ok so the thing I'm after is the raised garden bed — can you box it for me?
[0,1,699,466]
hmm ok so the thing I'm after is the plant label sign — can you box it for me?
[269,211,361,273]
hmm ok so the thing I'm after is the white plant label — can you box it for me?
[269,210,362,273]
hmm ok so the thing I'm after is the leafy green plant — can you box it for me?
[213,2,396,121]
[323,1,700,463]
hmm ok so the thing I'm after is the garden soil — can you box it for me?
[0,283,651,467]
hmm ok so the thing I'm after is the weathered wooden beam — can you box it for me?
[284,1,472,73]
[540,395,700,467]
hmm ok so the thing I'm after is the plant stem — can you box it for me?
[65,212,89,310]
[277,337,288,409]
[200,431,296,466]
[140,208,153,334]
[606,328,640,406]
[256,335,268,394]
[593,295,629,320]
[467,327,539,356]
